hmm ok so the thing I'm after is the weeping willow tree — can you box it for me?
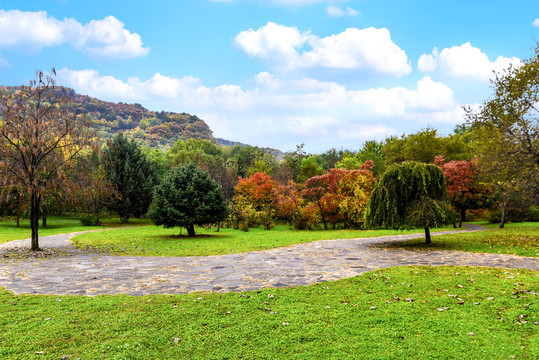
[365,161,452,244]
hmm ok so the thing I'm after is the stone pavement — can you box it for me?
[0,225,537,296]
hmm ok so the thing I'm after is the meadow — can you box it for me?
[0,266,537,359]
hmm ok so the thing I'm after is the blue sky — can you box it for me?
[1,0,538,153]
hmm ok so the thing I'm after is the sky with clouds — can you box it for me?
[0,0,538,153]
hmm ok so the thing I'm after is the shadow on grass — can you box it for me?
[376,239,463,251]
[156,233,226,240]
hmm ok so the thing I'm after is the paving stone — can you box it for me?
[0,225,537,296]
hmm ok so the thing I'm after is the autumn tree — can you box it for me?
[337,162,376,229]
[103,133,159,223]
[273,181,319,230]
[149,164,228,237]
[233,172,277,230]
[0,70,97,250]
[365,162,452,244]
[435,156,492,227]
[302,171,340,230]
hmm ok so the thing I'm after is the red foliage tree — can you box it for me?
[435,155,492,227]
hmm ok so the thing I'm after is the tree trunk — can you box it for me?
[424,227,431,245]
[186,224,196,237]
[42,215,47,227]
[121,212,129,223]
[317,199,327,230]
[16,214,20,227]
[499,202,506,229]
[458,207,466,228]
[30,193,40,251]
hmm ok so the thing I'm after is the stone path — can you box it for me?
[0,226,537,296]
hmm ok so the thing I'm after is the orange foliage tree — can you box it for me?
[232,172,277,230]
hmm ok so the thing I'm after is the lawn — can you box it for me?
[0,217,152,244]
[380,222,539,257]
[71,224,459,257]
[0,266,536,359]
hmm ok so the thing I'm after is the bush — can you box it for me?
[79,214,95,226]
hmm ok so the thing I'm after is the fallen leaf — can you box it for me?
[370,307,376,310]
[173,337,181,343]
[268,294,274,299]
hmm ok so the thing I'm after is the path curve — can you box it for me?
[0,226,537,296]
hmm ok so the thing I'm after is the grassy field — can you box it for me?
[0,266,536,359]
[71,224,459,257]
[381,222,539,257]
[0,217,151,244]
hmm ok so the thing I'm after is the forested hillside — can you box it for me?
[3,86,214,148]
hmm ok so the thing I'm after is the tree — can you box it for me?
[148,164,228,237]
[435,156,492,228]
[468,46,539,223]
[273,181,319,230]
[365,162,452,244]
[0,70,96,250]
[233,172,277,230]
[302,169,346,230]
[103,133,158,223]
[337,163,376,229]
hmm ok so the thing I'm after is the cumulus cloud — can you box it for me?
[326,5,359,17]
[0,10,149,59]
[418,42,522,81]
[57,68,464,152]
[533,18,539,27]
[235,23,411,77]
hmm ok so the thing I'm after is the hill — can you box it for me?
[2,86,287,158]
[4,86,214,148]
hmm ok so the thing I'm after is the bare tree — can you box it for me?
[0,69,97,250]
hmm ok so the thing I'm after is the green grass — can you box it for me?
[0,266,536,359]
[71,224,458,257]
[0,217,152,244]
[380,222,539,257]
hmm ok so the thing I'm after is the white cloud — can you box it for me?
[235,23,411,77]
[418,42,522,81]
[57,68,465,152]
[533,18,539,27]
[326,5,359,17]
[0,10,149,59]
